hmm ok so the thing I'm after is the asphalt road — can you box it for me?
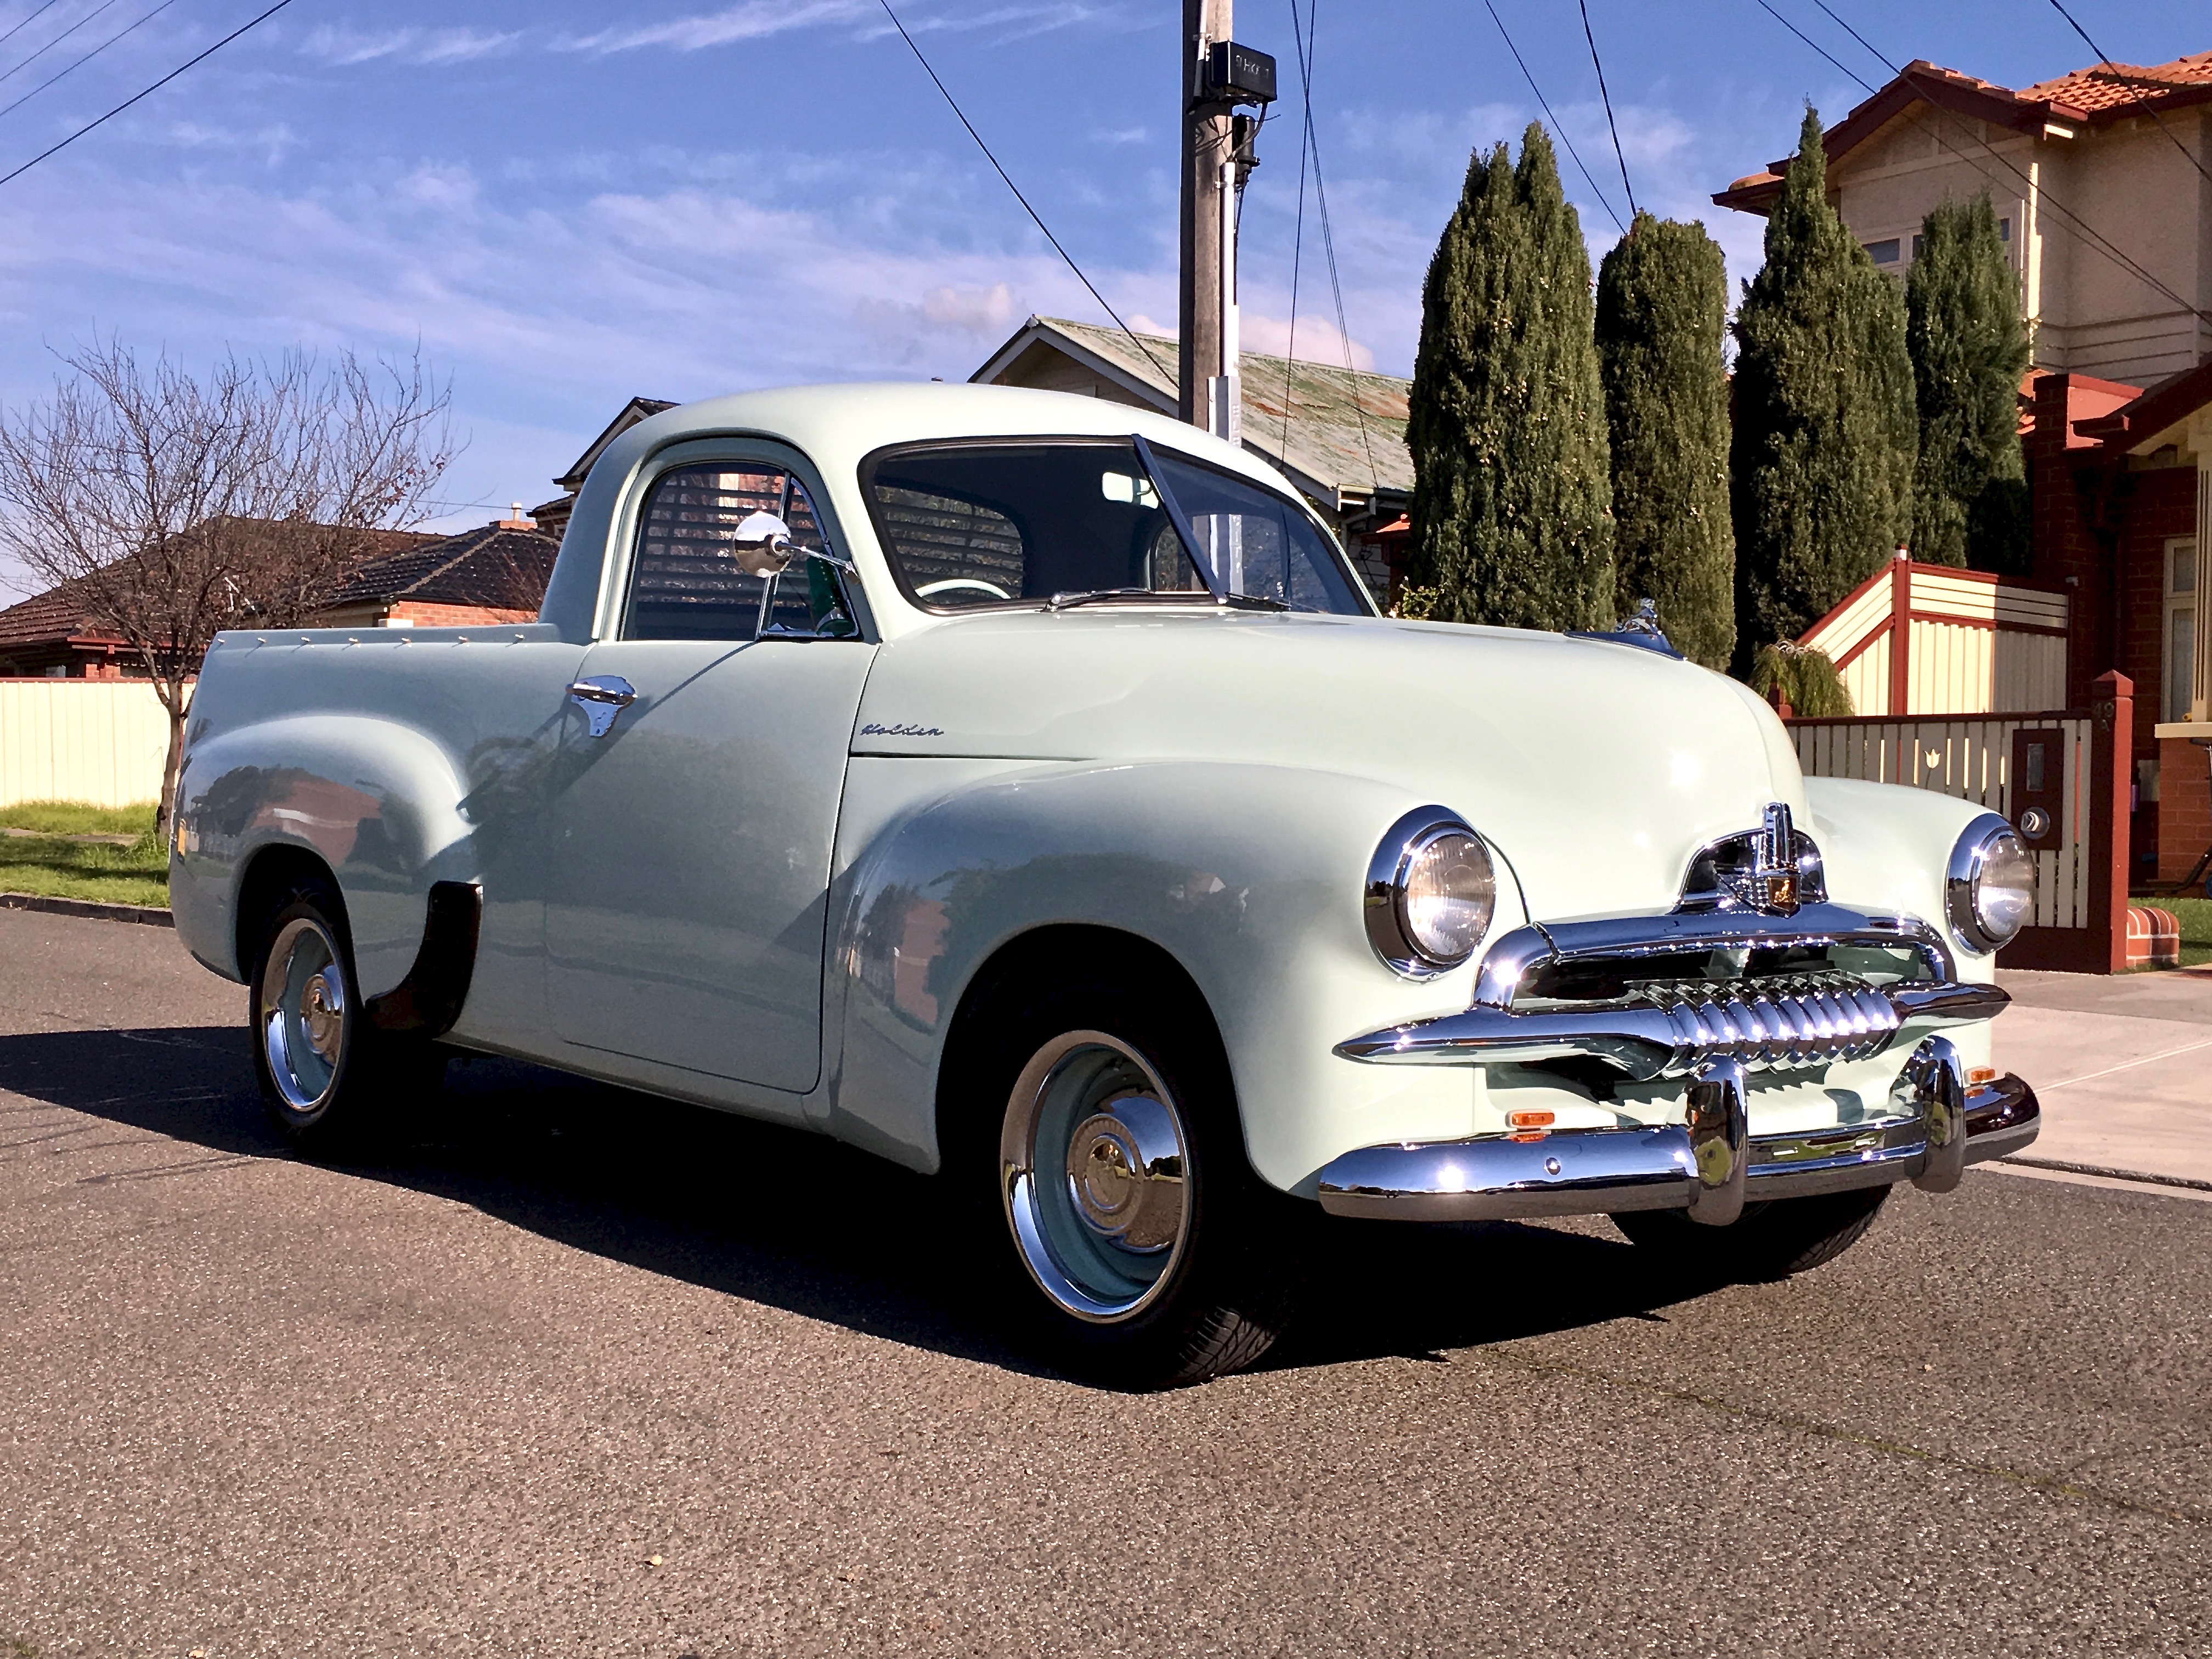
[1,908,2207,1657]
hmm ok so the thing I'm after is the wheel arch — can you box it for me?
[824,757,1510,1192]
[935,922,1226,1154]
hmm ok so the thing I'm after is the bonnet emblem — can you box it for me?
[1753,802,1801,915]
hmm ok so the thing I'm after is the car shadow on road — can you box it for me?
[0,1024,1719,1384]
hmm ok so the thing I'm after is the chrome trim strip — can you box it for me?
[1314,1064,2038,1222]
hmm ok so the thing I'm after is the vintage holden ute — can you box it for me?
[171,383,2040,1385]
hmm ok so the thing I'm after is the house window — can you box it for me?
[1863,238,1901,265]
[1998,216,2011,242]
[2166,537,2197,724]
[1911,233,1926,259]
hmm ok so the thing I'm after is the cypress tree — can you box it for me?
[1731,108,1917,661]
[1406,123,1614,631]
[1907,194,2032,572]
[1595,212,1735,669]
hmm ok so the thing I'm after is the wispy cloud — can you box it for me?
[301,25,522,66]
[561,1,871,54]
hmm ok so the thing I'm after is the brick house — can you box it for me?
[2030,366,2212,886]
[0,525,437,678]
[308,517,562,630]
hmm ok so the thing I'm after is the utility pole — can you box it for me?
[1178,0,1234,436]
[1179,4,1275,439]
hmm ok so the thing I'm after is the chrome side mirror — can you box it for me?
[730,511,855,578]
[731,511,797,577]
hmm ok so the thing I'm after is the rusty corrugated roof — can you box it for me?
[1003,317,1411,500]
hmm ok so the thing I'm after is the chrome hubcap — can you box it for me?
[1002,1030,1191,1323]
[260,916,349,1114]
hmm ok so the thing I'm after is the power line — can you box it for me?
[872,0,1171,387]
[1287,0,1381,494]
[0,1,69,54]
[1477,0,1626,235]
[0,0,178,125]
[1752,0,2212,332]
[1577,0,1638,220]
[0,0,123,89]
[2042,0,2212,190]
[0,0,295,189]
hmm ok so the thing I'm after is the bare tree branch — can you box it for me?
[0,338,458,832]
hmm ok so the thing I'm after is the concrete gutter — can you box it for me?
[0,891,173,928]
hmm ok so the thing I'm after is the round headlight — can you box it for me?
[1367,808,1497,976]
[1946,815,2035,953]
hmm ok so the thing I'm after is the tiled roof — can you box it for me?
[984,316,1413,499]
[0,523,437,650]
[1716,49,2212,211]
[326,523,561,612]
[0,585,114,650]
[2021,49,2212,114]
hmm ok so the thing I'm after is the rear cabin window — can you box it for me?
[625,463,854,641]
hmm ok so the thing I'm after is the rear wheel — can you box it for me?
[960,975,1302,1388]
[249,875,443,1155]
[1611,1185,1890,1282]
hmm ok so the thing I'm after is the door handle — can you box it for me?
[567,675,636,738]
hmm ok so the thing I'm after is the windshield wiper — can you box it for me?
[1044,588,1159,611]
[1214,591,1290,611]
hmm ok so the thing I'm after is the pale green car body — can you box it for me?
[170,383,2028,1212]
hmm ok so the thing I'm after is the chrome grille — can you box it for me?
[1628,970,1901,1075]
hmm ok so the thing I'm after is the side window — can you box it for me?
[625,462,856,641]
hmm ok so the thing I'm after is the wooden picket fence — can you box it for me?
[1788,672,2134,972]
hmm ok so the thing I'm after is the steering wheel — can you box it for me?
[916,577,1013,602]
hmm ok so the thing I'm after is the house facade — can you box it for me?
[1716,51,2212,385]
[2029,364,2212,885]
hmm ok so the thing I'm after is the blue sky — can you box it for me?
[0,0,2202,563]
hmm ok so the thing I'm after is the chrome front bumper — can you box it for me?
[1316,1057,2039,1222]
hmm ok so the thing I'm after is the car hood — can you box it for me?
[850,607,1808,922]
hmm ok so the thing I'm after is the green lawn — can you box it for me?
[0,800,167,907]
[2136,894,2212,969]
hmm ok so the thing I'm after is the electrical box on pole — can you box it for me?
[1177,2,1274,439]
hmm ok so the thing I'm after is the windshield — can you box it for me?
[861,438,1372,616]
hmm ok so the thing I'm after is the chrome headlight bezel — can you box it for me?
[1946,813,2035,955]
[1365,806,1497,978]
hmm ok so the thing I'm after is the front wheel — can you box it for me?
[965,978,1302,1388]
[250,876,443,1155]
[1611,1184,1890,1282]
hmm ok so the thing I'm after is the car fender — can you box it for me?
[822,757,1530,1193]
[1802,775,2006,981]
[171,713,473,996]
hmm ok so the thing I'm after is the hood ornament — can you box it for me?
[1678,802,1824,917]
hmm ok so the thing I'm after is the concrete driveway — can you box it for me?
[1995,966,2212,1192]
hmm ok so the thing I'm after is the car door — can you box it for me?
[543,450,875,1096]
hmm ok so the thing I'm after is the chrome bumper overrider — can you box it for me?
[1316,1053,2039,1223]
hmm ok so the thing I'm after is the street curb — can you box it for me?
[0,891,174,928]
[1999,1154,2212,1195]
